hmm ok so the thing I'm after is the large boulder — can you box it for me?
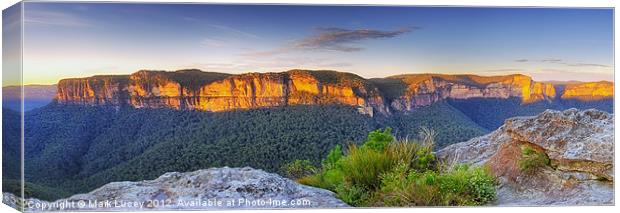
[437,108,614,205]
[4,167,348,211]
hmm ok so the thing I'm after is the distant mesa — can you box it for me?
[53,69,614,116]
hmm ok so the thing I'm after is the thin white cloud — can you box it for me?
[25,10,92,27]
[205,23,260,39]
[182,16,260,39]
[200,37,227,47]
[514,58,610,68]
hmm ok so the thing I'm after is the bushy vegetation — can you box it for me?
[519,145,550,173]
[281,160,317,179]
[377,164,496,206]
[295,128,497,206]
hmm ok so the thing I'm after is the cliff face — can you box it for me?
[384,74,559,111]
[560,81,614,101]
[437,109,614,205]
[55,70,613,115]
[57,69,387,115]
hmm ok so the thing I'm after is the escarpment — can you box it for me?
[55,69,614,115]
[560,81,614,101]
[57,69,388,115]
[381,74,558,111]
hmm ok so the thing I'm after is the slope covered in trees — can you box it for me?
[4,91,612,201]
[6,101,491,200]
[447,97,613,130]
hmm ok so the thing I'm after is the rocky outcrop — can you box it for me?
[437,109,614,205]
[386,74,558,110]
[57,69,387,116]
[55,70,613,115]
[561,81,614,101]
[3,167,348,211]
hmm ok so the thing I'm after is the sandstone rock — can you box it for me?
[387,74,557,109]
[4,167,348,211]
[437,108,614,205]
[56,70,613,116]
[57,69,386,116]
[561,81,614,101]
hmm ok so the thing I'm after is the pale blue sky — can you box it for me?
[13,3,614,84]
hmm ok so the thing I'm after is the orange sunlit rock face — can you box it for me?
[56,69,385,115]
[388,74,560,109]
[561,81,614,101]
[55,69,613,115]
[57,76,126,106]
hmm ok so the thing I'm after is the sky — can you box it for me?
[7,2,615,85]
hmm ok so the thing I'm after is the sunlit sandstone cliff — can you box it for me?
[57,69,387,115]
[382,74,558,111]
[561,81,614,101]
[56,69,613,115]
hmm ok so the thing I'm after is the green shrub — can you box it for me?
[281,159,317,179]
[374,163,439,206]
[376,164,496,206]
[341,144,394,189]
[296,128,497,207]
[519,145,550,173]
[437,165,496,205]
[322,168,345,189]
[361,128,394,151]
[297,173,324,188]
[297,167,344,191]
[322,145,343,169]
[463,166,497,205]
[334,182,370,206]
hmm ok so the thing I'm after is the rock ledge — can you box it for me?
[3,167,348,211]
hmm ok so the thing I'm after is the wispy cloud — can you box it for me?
[205,23,260,39]
[294,27,417,52]
[182,16,260,39]
[565,63,610,67]
[541,58,563,63]
[200,37,227,47]
[514,58,610,68]
[245,27,417,57]
[25,11,92,27]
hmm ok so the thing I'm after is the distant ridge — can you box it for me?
[53,69,613,115]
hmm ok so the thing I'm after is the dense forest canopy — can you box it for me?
[1,97,612,201]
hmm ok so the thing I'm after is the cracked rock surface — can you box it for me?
[437,108,614,206]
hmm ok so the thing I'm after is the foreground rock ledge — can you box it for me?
[437,108,614,206]
[3,167,349,211]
